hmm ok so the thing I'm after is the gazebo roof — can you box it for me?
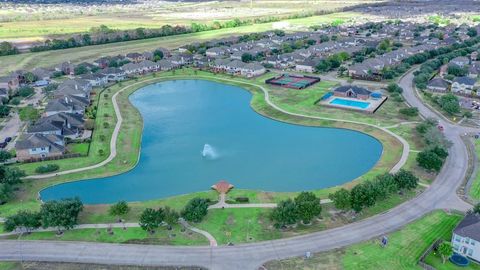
[211,180,234,194]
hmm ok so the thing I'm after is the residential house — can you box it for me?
[15,133,65,161]
[451,76,476,95]
[27,112,85,139]
[452,213,480,262]
[54,79,92,99]
[80,73,108,87]
[296,58,322,73]
[427,78,449,92]
[100,68,126,82]
[206,47,228,58]
[450,56,470,68]
[0,75,20,92]
[241,62,266,78]
[32,67,54,81]
[44,96,89,116]
[55,62,75,76]
[126,52,146,63]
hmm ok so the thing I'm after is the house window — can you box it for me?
[41,147,46,151]
[454,244,459,251]
[455,235,462,242]
[468,249,473,256]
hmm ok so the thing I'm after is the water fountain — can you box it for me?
[202,144,217,159]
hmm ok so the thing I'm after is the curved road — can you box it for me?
[0,70,474,269]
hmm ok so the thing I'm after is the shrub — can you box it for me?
[35,164,59,174]
[181,198,209,223]
[399,107,419,117]
[235,197,249,203]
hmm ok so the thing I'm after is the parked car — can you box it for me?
[0,142,7,149]
[4,137,11,143]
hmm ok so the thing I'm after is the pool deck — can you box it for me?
[318,95,388,114]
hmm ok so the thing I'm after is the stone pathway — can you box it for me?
[178,218,217,247]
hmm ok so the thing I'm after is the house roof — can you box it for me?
[453,76,476,86]
[334,85,372,96]
[454,214,480,242]
[15,133,65,152]
[427,78,449,88]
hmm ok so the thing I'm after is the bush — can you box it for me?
[0,150,12,162]
[18,86,34,97]
[417,149,445,172]
[181,198,209,223]
[35,164,59,174]
[399,107,419,117]
[235,197,249,203]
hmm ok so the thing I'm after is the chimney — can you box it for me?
[64,96,68,104]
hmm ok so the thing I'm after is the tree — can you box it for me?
[40,197,83,233]
[438,93,460,115]
[350,181,377,212]
[74,65,88,75]
[399,107,419,117]
[23,72,37,84]
[329,188,351,210]
[438,242,453,264]
[109,201,130,221]
[19,107,40,122]
[467,27,478,37]
[0,41,18,56]
[394,170,418,190]
[0,150,12,162]
[139,208,164,234]
[4,210,41,233]
[386,83,403,93]
[18,86,34,97]
[181,198,209,223]
[153,49,164,61]
[0,105,10,117]
[270,199,298,228]
[473,202,480,214]
[163,206,179,230]
[241,53,254,62]
[294,192,322,224]
[417,149,444,172]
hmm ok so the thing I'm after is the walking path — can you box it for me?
[179,219,217,247]
[208,193,332,210]
[1,71,473,269]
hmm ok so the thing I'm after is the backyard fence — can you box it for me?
[418,239,443,270]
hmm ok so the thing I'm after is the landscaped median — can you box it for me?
[0,68,430,249]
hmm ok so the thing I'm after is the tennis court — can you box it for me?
[265,74,321,89]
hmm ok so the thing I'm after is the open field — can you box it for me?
[0,1,370,40]
[0,69,406,220]
[264,211,463,270]
[0,12,359,76]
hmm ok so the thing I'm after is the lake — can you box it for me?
[40,80,383,204]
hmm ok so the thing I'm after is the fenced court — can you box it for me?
[266,74,321,89]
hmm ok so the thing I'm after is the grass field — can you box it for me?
[0,1,369,40]
[265,211,463,270]
[469,138,480,200]
[0,12,359,76]
[66,142,90,156]
[9,225,208,246]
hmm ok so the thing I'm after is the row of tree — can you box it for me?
[414,37,480,90]
[329,170,419,212]
[270,192,322,228]
[0,41,19,56]
[4,197,83,233]
[415,118,451,172]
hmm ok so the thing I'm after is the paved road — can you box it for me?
[0,113,21,150]
[0,70,473,269]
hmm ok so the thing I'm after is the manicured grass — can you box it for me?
[342,211,462,270]
[195,208,280,245]
[0,12,358,76]
[425,252,480,270]
[265,211,462,269]
[67,142,90,156]
[11,225,208,246]
[0,262,18,270]
[469,138,480,200]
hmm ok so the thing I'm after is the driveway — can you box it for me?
[0,113,21,150]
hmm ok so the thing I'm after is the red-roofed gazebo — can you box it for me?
[211,180,234,194]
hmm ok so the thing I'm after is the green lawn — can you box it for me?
[469,138,480,200]
[425,252,480,270]
[0,262,18,270]
[67,142,90,156]
[264,211,463,269]
[11,225,208,246]
[342,211,462,270]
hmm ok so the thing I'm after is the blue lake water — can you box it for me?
[40,80,383,204]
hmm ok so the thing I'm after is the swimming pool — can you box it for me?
[329,98,370,109]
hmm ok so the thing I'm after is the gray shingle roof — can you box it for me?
[334,85,372,96]
[15,133,65,152]
[454,214,480,242]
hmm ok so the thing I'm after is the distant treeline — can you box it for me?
[0,41,19,56]
[28,11,335,53]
